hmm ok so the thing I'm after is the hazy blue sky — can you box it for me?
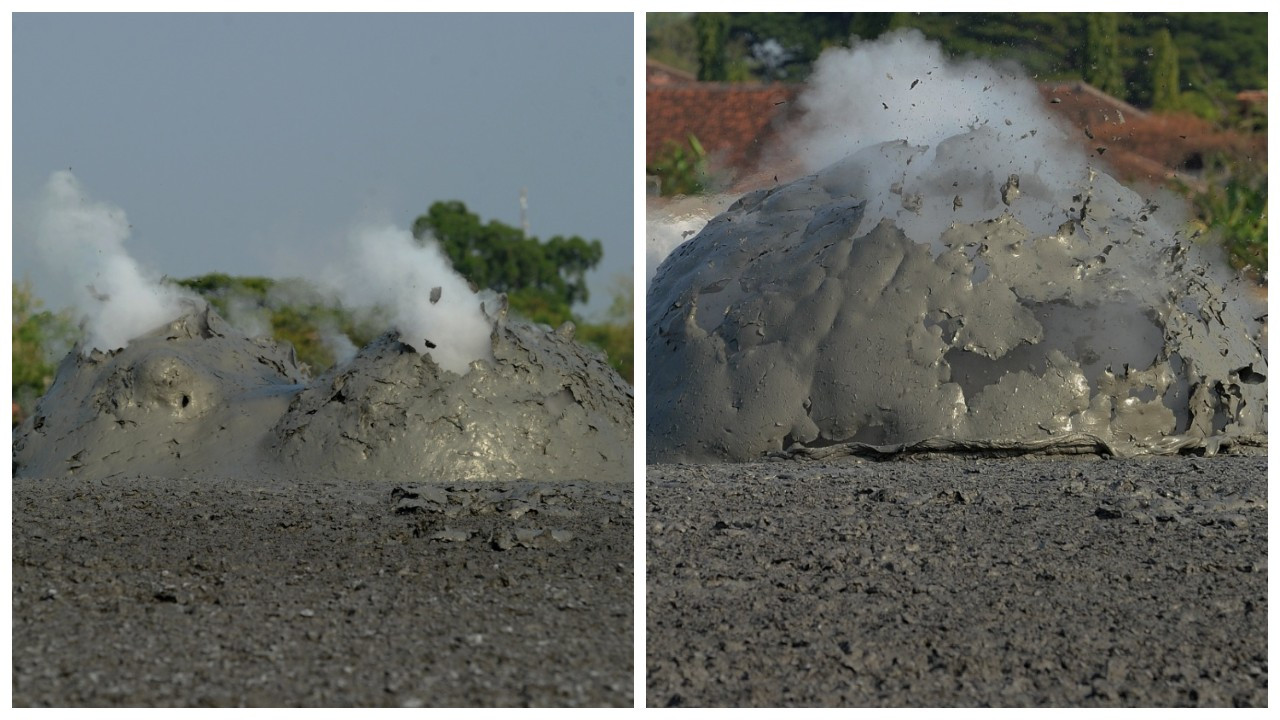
[12,12,633,318]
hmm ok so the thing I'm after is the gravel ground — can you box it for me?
[647,454,1267,707]
[12,476,632,707]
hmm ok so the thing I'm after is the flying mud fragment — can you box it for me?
[647,135,1266,462]
[14,301,633,482]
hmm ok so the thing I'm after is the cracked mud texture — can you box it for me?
[12,476,632,707]
[14,302,633,483]
[647,455,1266,707]
[647,135,1266,463]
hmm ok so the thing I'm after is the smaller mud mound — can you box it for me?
[271,307,633,483]
[13,303,307,479]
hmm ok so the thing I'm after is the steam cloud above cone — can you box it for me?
[27,170,493,375]
[30,170,199,354]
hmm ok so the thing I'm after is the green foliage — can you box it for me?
[177,272,274,299]
[412,202,630,382]
[173,273,379,374]
[647,134,709,197]
[1150,28,1181,112]
[1192,161,1268,275]
[12,279,78,418]
[646,13,700,75]
[650,12,1267,124]
[1084,13,1124,97]
[412,200,603,325]
[694,12,731,81]
[575,277,633,382]
[729,12,855,81]
[506,287,573,328]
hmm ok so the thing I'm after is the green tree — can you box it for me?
[412,201,604,328]
[173,273,378,374]
[647,12,1267,121]
[647,13,700,75]
[1150,28,1181,111]
[576,276,634,382]
[12,279,78,419]
[1084,13,1125,96]
[694,12,731,81]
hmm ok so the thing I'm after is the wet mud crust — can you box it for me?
[647,456,1266,707]
[12,477,632,707]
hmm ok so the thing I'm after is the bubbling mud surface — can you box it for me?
[647,135,1266,463]
[14,301,632,483]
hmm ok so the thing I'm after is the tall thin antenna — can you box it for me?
[519,187,529,239]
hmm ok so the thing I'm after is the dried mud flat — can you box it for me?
[12,476,632,707]
[647,454,1266,707]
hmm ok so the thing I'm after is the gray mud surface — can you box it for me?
[13,475,632,707]
[14,303,633,484]
[647,455,1266,707]
[647,135,1266,464]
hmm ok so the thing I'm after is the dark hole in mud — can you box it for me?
[181,394,190,408]
[1236,364,1266,384]
[1210,381,1240,434]
[944,299,1166,401]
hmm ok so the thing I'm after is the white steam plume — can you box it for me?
[645,194,736,285]
[324,224,493,375]
[783,30,1080,174]
[30,170,196,353]
[649,29,1115,275]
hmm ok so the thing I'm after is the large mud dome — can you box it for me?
[648,145,1266,461]
[647,35,1265,463]
[14,301,633,483]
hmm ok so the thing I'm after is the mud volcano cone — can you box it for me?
[14,300,633,482]
[270,300,633,482]
[13,302,308,479]
[647,137,1266,462]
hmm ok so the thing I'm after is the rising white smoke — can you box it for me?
[775,29,1099,246]
[29,170,197,354]
[324,224,493,375]
[782,30,1080,175]
[648,29,1100,275]
[27,171,493,374]
[645,195,735,284]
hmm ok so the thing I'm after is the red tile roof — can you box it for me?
[646,63,800,185]
[1040,82,1263,189]
[646,58,696,86]
[647,66,1264,192]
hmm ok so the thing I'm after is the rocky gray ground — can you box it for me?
[12,476,632,707]
[647,454,1266,707]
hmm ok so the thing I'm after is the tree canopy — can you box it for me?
[12,279,77,420]
[411,200,604,328]
[172,273,379,373]
[648,12,1268,122]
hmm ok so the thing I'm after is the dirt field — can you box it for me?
[647,454,1266,707]
[12,476,633,707]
